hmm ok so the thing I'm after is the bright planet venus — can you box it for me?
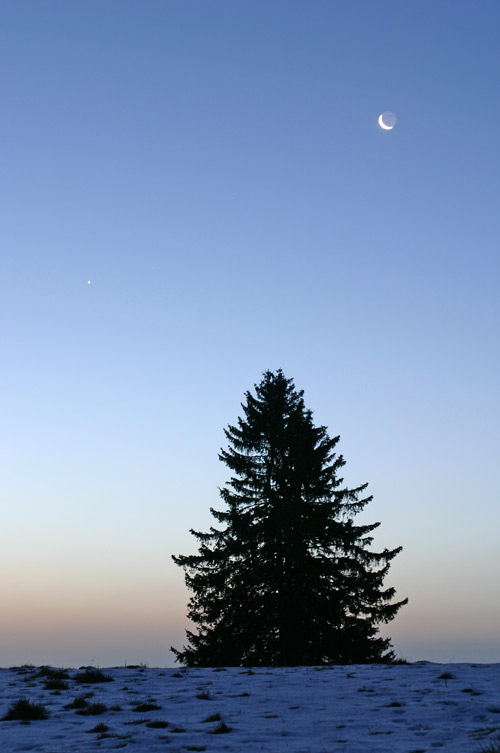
[378,111,397,130]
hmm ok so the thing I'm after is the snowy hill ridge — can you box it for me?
[1,663,499,752]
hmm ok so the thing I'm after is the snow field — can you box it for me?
[0,663,499,752]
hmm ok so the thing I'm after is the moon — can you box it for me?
[378,111,397,130]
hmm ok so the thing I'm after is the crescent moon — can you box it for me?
[378,114,393,130]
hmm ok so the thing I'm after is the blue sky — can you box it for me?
[1,0,499,666]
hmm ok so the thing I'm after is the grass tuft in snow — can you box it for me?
[75,702,108,716]
[209,719,232,734]
[132,701,162,712]
[74,667,113,684]
[2,698,49,721]
[64,696,89,710]
[35,666,69,679]
[196,690,212,700]
[146,720,169,728]
[438,671,455,687]
[87,722,109,734]
[44,677,69,691]
[202,712,222,723]
[10,665,35,673]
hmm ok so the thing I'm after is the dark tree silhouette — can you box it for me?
[172,369,407,666]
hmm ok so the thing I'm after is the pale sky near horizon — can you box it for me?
[1,0,499,667]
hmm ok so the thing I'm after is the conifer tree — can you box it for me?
[172,369,407,666]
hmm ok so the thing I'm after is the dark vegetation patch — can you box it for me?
[369,730,394,735]
[132,702,161,712]
[2,699,49,721]
[44,678,69,691]
[209,720,232,734]
[196,690,211,700]
[64,696,89,710]
[202,712,222,723]
[438,672,455,683]
[87,722,109,734]
[76,702,108,716]
[146,720,169,728]
[35,666,69,680]
[74,667,114,684]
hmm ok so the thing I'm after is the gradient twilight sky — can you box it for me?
[1,0,499,667]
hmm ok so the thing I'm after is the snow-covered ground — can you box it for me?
[1,663,499,752]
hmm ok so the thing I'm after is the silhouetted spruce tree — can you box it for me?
[172,370,407,666]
